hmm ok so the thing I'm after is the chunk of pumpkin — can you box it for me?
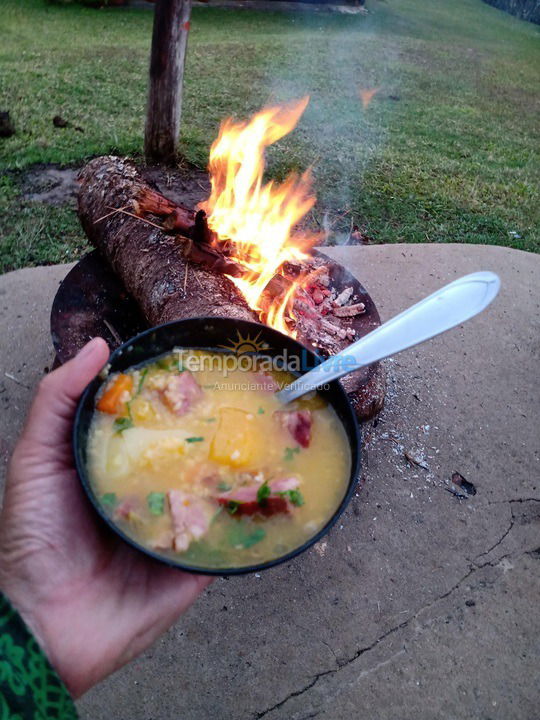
[97,374,133,415]
[210,408,259,468]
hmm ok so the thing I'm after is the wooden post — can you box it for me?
[144,0,192,165]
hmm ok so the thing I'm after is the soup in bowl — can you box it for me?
[73,318,360,574]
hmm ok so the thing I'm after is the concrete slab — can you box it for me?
[0,244,538,720]
[0,262,75,472]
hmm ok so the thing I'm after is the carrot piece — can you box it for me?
[97,374,133,415]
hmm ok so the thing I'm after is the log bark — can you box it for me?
[144,0,192,165]
[77,156,257,326]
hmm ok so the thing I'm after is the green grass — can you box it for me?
[0,0,539,272]
[0,175,89,270]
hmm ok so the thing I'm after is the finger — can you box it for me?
[22,337,110,449]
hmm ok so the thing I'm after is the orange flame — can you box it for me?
[200,97,317,335]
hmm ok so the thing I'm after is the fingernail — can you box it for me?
[77,337,102,359]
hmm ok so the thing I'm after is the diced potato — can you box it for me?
[105,434,131,480]
[105,428,189,480]
[210,408,261,468]
[123,428,188,459]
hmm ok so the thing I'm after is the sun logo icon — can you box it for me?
[220,329,270,355]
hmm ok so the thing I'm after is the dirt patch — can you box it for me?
[140,164,211,209]
[20,162,212,211]
[22,167,79,207]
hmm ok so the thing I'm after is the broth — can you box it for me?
[86,349,351,570]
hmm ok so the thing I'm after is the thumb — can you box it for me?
[22,338,110,450]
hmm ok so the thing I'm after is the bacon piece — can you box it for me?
[113,496,147,527]
[218,485,259,503]
[114,496,140,520]
[271,477,300,493]
[217,477,299,504]
[275,409,312,448]
[168,490,215,552]
[218,496,289,517]
[216,477,300,517]
[162,371,203,416]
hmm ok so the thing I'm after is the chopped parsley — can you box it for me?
[114,394,135,434]
[283,446,300,462]
[256,482,271,505]
[281,489,304,507]
[211,506,224,523]
[217,481,232,492]
[113,416,133,434]
[156,354,185,372]
[228,523,266,549]
[257,407,265,414]
[137,367,148,394]
[101,492,117,508]
[204,417,217,423]
[147,492,166,516]
[186,436,204,443]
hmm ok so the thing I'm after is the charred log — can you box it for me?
[77,156,257,326]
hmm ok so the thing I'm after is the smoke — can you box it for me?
[260,6,399,242]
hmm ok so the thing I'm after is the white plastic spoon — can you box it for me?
[276,271,501,405]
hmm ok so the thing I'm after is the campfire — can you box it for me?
[133,97,366,348]
[65,99,386,420]
[200,96,316,336]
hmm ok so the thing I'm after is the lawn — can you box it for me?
[0,0,539,272]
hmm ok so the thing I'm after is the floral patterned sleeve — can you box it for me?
[0,593,77,719]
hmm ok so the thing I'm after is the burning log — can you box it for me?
[134,186,194,234]
[134,187,217,250]
[78,156,257,326]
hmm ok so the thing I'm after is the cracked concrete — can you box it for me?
[0,243,538,719]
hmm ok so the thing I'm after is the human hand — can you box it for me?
[0,338,212,697]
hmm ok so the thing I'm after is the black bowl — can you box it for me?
[73,317,361,575]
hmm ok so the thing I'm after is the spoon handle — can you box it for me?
[276,271,501,405]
